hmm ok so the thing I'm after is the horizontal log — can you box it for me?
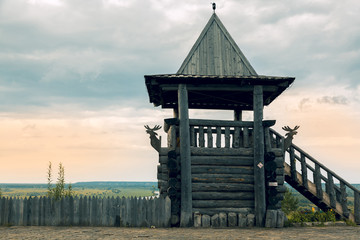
[191,156,253,166]
[192,175,254,184]
[189,119,275,128]
[192,166,253,175]
[192,183,254,192]
[192,192,254,200]
[192,208,254,216]
[193,200,255,208]
[191,147,253,156]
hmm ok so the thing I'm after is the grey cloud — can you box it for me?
[317,96,348,105]
[299,98,311,110]
[0,0,360,113]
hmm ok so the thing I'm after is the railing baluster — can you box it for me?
[216,127,221,148]
[199,126,205,147]
[224,127,230,148]
[355,191,360,224]
[314,164,323,199]
[300,153,308,189]
[207,126,213,148]
[327,172,336,208]
[264,127,271,152]
[243,127,249,148]
[340,181,349,218]
[190,126,195,147]
[233,127,240,148]
[168,126,177,150]
[289,146,297,182]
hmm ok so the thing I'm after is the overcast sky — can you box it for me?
[1,0,360,183]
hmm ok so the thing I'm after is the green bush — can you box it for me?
[47,161,73,200]
[289,210,336,223]
[281,188,299,215]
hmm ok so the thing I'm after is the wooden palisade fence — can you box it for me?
[270,129,360,224]
[0,196,171,227]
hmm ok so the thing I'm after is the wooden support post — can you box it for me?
[216,127,221,148]
[224,127,230,148]
[327,172,336,208]
[355,190,360,224]
[207,127,213,148]
[234,110,242,121]
[314,164,323,199]
[289,147,296,182]
[340,181,349,218]
[253,85,266,227]
[300,153,308,189]
[178,84,192,227]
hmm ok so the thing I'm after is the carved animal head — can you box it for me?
[144,125,162,136]
[282,125,300,138]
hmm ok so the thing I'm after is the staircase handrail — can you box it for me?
[269,128,360,194]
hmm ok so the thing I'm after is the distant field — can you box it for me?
[0,182,157,198]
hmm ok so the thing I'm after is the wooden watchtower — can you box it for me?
[145,13,295,227]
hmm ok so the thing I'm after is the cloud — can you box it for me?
[299,98,311,111]
[317,96,348,105]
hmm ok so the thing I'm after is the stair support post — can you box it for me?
[314,164,323,200]
[340,181,349,218]
[355,191,360,224]
[289,147,297,183]
[327,172,336,209]
[300,153,308,189]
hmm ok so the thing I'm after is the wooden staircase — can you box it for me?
[270,129,360,224]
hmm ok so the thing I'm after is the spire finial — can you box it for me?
[212,2,216,13]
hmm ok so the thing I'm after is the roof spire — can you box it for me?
[212,2,216,13]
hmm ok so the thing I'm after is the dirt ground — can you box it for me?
[0,226,359,240]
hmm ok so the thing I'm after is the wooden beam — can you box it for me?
[253,85,266,227]
[234,110,242,121]
[178,84,192,227]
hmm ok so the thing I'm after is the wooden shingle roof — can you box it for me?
[177,13,257,76]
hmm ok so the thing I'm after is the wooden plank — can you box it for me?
[216,127,221,148]
[191,156,253,166]
[289,146,297,182]
[233,127,240,148]
[178,84,192,227]
[355,191,360,224]
[253,85,266,227]
[192,183,254,192]
[264,127,271,152]
[207,126,213,148]
[225,127,230,148]
[189,119,253,127]
[191,147,253,156]
[199,126,205,147]
[327,172,336,208]
[243,127,249,148]
[168,125,177,150]
[340,181,349,218]
[300,153,308,189]
[190,126,196,147]
[314,164,323,200]
[192,175,254,184]
[191,165,253,175]
[193,200,254,208]
[192,192,254,200]
[192,207,254,216]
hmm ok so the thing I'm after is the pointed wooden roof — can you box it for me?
[177,13,257,76]
[144,13,295,111]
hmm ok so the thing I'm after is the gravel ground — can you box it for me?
[0,226,359,240]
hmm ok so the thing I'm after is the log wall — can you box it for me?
[157,119,285,225]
